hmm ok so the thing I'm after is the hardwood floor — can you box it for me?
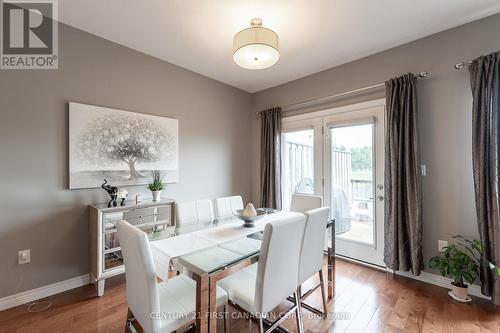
[1,258,498,333]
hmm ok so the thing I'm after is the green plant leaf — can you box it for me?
[147,170,166,191]
[428,236,479,286]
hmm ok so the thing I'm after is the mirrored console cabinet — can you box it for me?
[89,198,176,296]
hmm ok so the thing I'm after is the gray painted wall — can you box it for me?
[0,23,252,298]
[2,12,499,300]
[251,14,500,272]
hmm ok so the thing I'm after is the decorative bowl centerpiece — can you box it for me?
[233,203,267,227]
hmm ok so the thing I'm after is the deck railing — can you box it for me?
[282,145,373,209]
[282,141,314,209]
[331,149,352,198]
[351,179,372,201]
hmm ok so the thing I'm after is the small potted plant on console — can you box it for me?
[148,170,165,202]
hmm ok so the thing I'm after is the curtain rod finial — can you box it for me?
[455,62,466,70]
[419,71,428,78]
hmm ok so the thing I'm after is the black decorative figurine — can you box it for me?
[101,179,118,207]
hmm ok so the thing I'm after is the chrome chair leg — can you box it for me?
[259,317,265,333]
[295,289,304,333]
[288,272,328,318]
[318,269,328,316]
[124,308,138,333]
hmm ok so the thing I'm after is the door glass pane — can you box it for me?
[282,129,314,210]
[330,124,374,245]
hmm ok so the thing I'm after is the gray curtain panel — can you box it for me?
[260,107,282,210]
[384,73,424,275]
[470,51,500,305]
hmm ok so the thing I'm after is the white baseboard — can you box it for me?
[336,255,491,300]
[0,274,91,312]
[394,270,490,300]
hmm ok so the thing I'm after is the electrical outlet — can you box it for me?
[438,240,448,252]
[421,164,427,176]
[18,249,30,265]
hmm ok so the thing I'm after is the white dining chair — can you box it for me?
[217,214,306,333]
[291,194,331,257]
[290,194,323,213]
[176,199,214,225]
[116,220,228,333]
[213,195,244,218]
[297,207,330,317]
[194,199,214,222]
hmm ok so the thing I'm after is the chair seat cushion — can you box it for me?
[217,263,258,314]
[156,274,227,332]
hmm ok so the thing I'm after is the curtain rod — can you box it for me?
[456,50,500,69]
[255,71,429,116]
[454,60,473,70]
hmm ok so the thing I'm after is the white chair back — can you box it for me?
[195,199,214,222]
[290,194,323,213]
[176,199,214,224]
[214,195,244,218]
[254,214,306,313]
[298,207,330,284]
[176,201,197,224]
[116,220,160,333]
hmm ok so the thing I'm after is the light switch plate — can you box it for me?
[18,249,30,265]
[421,164,427,176]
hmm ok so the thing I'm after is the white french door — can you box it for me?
[281,100,386,267]
[324,106,385,266]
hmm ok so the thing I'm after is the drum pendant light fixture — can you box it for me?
[233,18,279,70]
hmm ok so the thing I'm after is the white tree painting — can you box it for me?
[69,102,179,189]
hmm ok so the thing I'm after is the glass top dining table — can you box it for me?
[149,215,268,273]
[148,211,336,333]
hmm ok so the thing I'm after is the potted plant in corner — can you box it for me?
[429,238,477,302]
[148,170,165,202]
[429,235,500,302]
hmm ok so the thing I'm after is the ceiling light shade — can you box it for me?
[233,18,279,70]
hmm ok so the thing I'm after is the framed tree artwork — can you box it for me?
[69,102,179,189]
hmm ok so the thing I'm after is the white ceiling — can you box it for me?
[59,1,500,93]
